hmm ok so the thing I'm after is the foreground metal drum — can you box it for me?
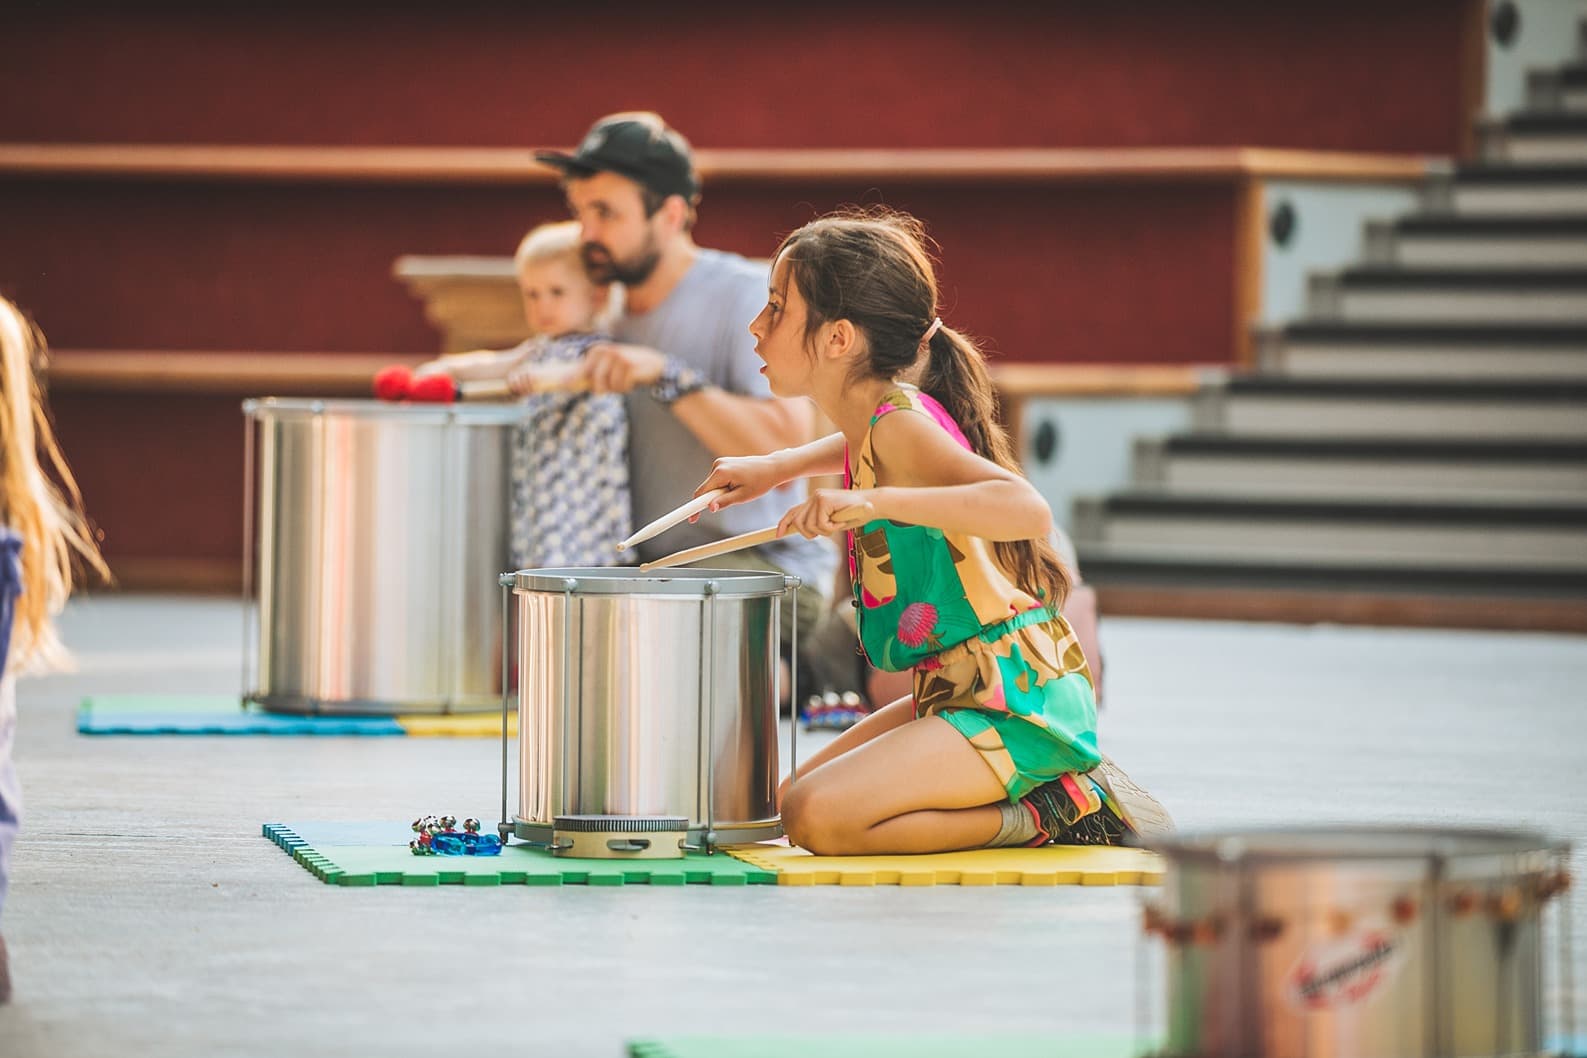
[1149,826,1572,1058]
[509,567,789,850]
[244,398,524,714]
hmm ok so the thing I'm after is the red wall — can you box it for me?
[5,2,1470,155]
[1,178,1234,366]
[2,2,1469,579]
[50,393,247,563]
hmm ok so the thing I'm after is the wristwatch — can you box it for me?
[649,356,709,406]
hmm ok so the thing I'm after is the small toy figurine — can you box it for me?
[407,814,502,856]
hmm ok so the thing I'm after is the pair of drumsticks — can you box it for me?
[620,488,871,572]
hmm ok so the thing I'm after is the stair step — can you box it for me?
[1440,164,1587,215]
[1074,494,1587,573]
[1197,377,1587,439]
[1374,215,1587,268]
[1528,64,1587,112]
[1484,112,1587,163]
[1266,322,1587,379]
[1137,436,1587,501]
[1312,267,1587,323]
[1076,553,1587,599]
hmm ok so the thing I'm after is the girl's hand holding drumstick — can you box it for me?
[640,491,876,573]
[777,488,881,540]
[686,435,850,523]
[685,452,797,523]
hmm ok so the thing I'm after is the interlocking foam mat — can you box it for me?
[628,1034,1587,1058]
[627,1033,1145,1058]
[263,822,775,886]
[264,823,1163,889]
[79,695,516,737]
[724,841,1163,887]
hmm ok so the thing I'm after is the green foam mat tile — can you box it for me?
[263,823,777,887]
[83,694,243,714]
[627,1033,1143,1058]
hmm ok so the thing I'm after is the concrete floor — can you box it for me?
[0,594,1584,1057]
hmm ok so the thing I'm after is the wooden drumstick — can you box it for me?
[639,505,872,573]
[457,363,590,401]
[615,488,729,554]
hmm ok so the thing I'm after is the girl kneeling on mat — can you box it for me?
[693,209,1171,856]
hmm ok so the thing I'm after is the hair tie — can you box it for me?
[920,317,943,346]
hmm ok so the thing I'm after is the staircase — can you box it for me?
[1074,31,1587,629]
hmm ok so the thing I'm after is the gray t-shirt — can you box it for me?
[612,248,834,590]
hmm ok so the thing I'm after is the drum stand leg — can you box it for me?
[788,578,799,792]
[497,573,513,846]
[239,406,256,712]
[1556,846,1577,1058]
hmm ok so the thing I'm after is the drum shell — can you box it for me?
[514,569,783,843]
[247,398,521,714]
[1157,827,1558,1058]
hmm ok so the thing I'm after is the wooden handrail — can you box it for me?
[988,363,1216,399]
[45,349,1211,400]
[0,143,1436,186]
[45,350,423,396]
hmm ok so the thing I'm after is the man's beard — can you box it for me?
[582,235,663,286]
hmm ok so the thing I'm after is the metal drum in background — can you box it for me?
[1146,826,1574,1058]
[503,567,794,854]
[243,398,525,714]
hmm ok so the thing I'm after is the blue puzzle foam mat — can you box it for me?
[79,695,405,736]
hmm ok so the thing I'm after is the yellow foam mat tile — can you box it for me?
[722,842,1163,887]
[395,713,518,738]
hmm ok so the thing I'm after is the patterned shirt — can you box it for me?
[508,333,632,569]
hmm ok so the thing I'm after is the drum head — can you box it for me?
[511,566,790,597]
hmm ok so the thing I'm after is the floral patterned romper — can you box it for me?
[846,387,1101,802]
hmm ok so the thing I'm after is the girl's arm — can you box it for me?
[689,432,848,514]
[780,412,1052,542]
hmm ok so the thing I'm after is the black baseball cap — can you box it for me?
[534,114,700,200]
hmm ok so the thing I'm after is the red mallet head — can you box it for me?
[407,374,460,403]
[372,365,414,401]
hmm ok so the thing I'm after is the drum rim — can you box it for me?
[1149,823,1568,865]
[511,566,791,596]
[242,396,530,424]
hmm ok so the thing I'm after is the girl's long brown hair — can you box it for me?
[0,298,109,672]
[776,207,1071,610]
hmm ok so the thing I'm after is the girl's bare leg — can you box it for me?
[782,714,1009,855]
[778,694,915,806]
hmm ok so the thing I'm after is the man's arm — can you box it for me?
[577,341,812,456]
[671,387,812,458]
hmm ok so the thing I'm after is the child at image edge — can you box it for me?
[0,296,109,1002]
[695,209,1173,856]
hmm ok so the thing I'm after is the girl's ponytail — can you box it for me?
[919,325,1073,611]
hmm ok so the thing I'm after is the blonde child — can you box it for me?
[416,221,630,568]
[694,209,1170,855]
[0,296,109,1002]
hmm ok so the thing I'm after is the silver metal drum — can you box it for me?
[243,397,525,714]
[1148,826,1573,1058]
[506,567,792,850]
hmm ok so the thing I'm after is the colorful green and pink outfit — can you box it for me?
[845,387,1101,802]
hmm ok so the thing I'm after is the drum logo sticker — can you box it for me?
[1284,924,1404,1011]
